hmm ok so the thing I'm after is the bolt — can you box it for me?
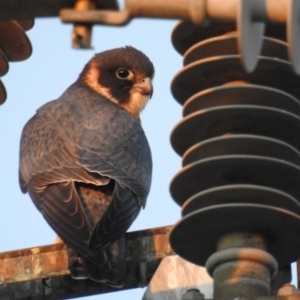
[182,289,204,300]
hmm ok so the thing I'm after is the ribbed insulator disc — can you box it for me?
[183,84,300,116]
[170,204,300,267]
[0,48,8,77]
[171,56,300,105]
[16,19,34,32]
[181,185,300,217]
[0,20,33,104]
[0,20,32,61]
[170,19,300,269]
[182,135,300,166]
[172,21,286,56]
[0,80,6,105]
[184,36,288,65]
[170,156,300,206]
[172,21,236,55]
[171,106,300,156]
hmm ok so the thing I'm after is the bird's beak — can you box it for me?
[133,77,153,99]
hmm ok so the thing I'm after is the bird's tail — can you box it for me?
[89,182,141,251]
[69,182,127,286]
[85,235,127,286]
[67,235,126,287]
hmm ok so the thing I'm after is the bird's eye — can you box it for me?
[116,68,133,80]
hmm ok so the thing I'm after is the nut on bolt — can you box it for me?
[182,289,204,300]
[72,0,95,49]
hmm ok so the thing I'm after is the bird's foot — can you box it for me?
[67,247,89,280]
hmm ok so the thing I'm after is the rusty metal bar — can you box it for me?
[0,0,118,20]
[0,225,174,299]
[59,0,205,26]
[0,243,69,285]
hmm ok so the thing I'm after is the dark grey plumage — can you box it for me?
[19,46,154,285]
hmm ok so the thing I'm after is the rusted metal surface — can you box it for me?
[0,243,69,285]
[0,225,174,299]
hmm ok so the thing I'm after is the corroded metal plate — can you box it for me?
[170,203,300,267]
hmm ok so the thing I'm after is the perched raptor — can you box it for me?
[19,46,154,286]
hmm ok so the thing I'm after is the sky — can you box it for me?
[0,5,298,300]
[0,9,184,300]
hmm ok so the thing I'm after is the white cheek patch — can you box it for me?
[120,90,149,119]
[131,91,150,111]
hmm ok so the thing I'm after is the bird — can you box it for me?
[19,46,154,286]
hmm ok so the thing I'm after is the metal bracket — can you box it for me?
[60,0,300,73]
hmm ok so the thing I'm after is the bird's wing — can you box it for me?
[19,100,109,193]
[19,99,110,261]
[20,89,152,252]
[75,99,152,250]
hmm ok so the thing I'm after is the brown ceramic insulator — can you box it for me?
[0,20,32,61]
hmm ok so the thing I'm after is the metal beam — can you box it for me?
[0,225,174,299]
[0,0,119,20]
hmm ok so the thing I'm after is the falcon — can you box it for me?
[19,46,154,286]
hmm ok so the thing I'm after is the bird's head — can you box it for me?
[79,46,154,120]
